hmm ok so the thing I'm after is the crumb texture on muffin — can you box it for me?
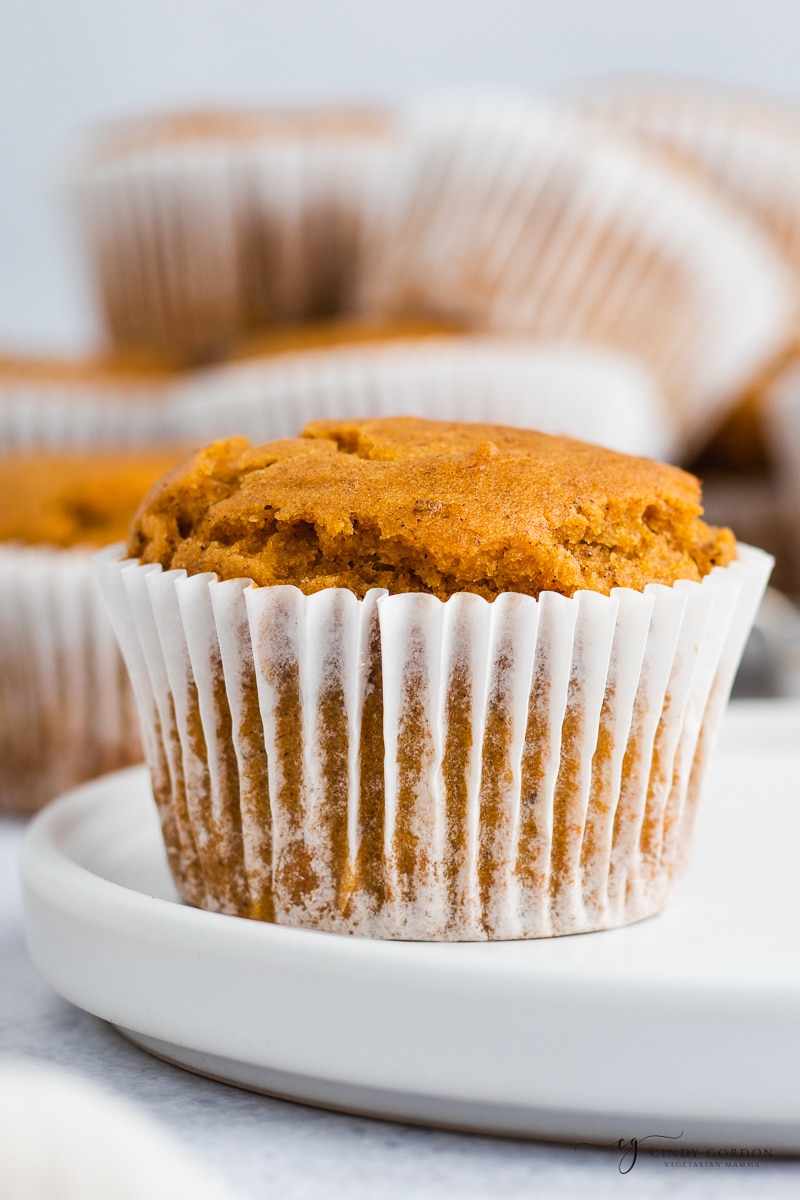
[129,417,735,599]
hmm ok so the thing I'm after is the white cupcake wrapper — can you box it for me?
[97,544,772,940]
[574,83,800,279]
[0,373,180,813]
[77,145,255,356]
[248,139,396,319]
[0,545,142,815]
[0,379,172,454]
[168,337,675,460]
[358,99,795,455]
[76,132,395,356]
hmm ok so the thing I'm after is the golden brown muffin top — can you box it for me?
[230,316,466,362]
[128,417,736,599]
[0,450,187,548]
[90,107,392,163]
[0,349,185,387]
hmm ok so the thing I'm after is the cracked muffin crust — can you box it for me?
[128,416,736,598]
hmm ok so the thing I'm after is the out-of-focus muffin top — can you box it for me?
[229,316,466,362]
[0,450,187,547]
[0,350,185,387]
[128,416,737,600]
[89,107,393,162]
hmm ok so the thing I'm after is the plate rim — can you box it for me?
[19,698,800,1144]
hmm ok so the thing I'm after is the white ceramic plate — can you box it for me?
[21,700,800,1149]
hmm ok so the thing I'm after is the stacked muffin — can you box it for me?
[0,443,185,813]
[0,350,188,812]
[574,81,800,589]
[76,108,398,361]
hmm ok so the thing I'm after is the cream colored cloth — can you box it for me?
[0,1061,237,1200]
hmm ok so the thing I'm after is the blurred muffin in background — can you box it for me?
[169,330,675,461]
[0,449,184,547]
[573,81,800,588]
[356,98,796,464]
[685,350,800,594]
[572,81,800,466]
[74,107,397,363]
[573,81,800,291]
[0,350,181,452]
[0,447,184,815]
[228,314,465,361]
[762,364,800,595]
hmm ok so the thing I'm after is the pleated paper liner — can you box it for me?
[74,108,397,362]
[570,81,800,504]
[0,377,182,813]
[168,336,676,460]
[0,545,142,815]
[0,356,175,454]
[97,543,772,941]
[357,98,796,458]
[572,81,800,287]
[763,363,800,589]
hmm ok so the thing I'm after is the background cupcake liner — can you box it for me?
[246,137,396,321]
[75,123,396,360]
[357,99,796,456]
[696,473,797,595]
[97,543,772,941]
[572,82,800,291]
[0,545,142,815]
[168,336,676,460]
[77,143,257,360]
[0,375,173,453]
[0,375,179,813]
[763,364,800,582]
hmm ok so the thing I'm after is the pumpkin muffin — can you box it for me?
[1,448,186,548]
[101,418,771,939]
[129,417,735,598]
[0,350,183,456]
[357,99,794,460]
[76,107,396,361]
[0,447,185,815]
[173,333,673,461]
[0,350,184,385]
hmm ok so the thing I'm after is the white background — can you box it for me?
[3,0,800,351]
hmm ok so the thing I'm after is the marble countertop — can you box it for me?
[3,815,799,1200]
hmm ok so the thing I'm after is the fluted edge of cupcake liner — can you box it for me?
[357,98,796,456]
[0,544,142,814]
[572,82,800,275]
[0,381,172,455]
[96,542,772,940]
[75,136,397,355]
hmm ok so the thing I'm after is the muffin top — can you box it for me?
[0,450,187,548]
[128,416,736,599]
[89,107,392,163]
[0,350,184,388]
[230,316,465,363]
